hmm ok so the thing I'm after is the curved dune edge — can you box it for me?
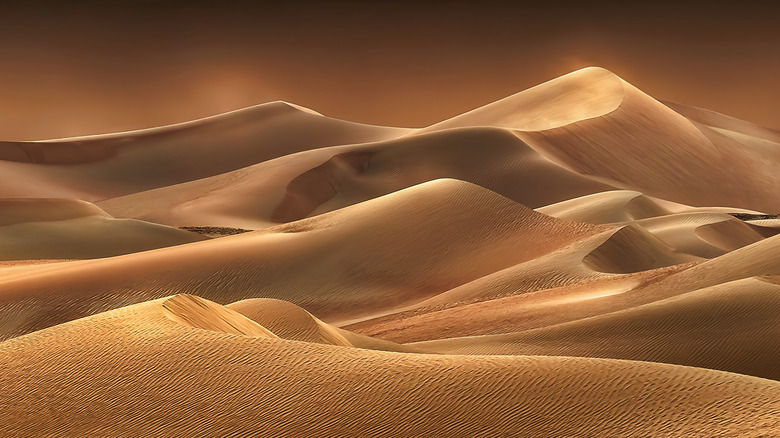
[227,298,420,353]
[31,101,388,143]
[350,231,780,344]
[96,127,615,229]
[582,224,701,274]
[537,190,673,224]
[0,198,110,226]
[0,296,778,437]
[0,199,208,261]
[0,101,409,200]
[162,294,277,338]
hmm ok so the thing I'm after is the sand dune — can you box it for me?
[350,235,780,344]
[346,222,700,342]
[0,198,206,260]
[424,67,780,212]
[416,277,780,380]
[1,295,777,437]
[2,67,779,435]
[425,67,625,132]
[539,192,777,258]
[97,127,614,229]
[227,298,418,353]
[515,74,780,212]
[0,102,409,200]
[0,179,603,340]
[537,190,674,224]
[582,224,700,274]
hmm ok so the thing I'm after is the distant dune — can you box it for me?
[1,67,779,436]
[0,198,206,260]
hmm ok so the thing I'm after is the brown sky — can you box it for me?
[0,1,778,140]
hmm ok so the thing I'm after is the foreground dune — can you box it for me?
[1,295,777,437]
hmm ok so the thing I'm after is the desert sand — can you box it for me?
[1,67,778,436]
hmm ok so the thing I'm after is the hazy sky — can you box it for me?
[0,0,778,140]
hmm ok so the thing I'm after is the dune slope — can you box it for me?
[416,277,780,380]
[1,296,777,437]
[0,102,409,200]
[0,198,206,260]
[0,180,603,340]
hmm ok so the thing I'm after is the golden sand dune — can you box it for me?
[86,67,780,235]
[665,101,780,145]
[0,295,777,437]
[416,277,780,380]
[97,127,614,229]
[539,192,778,258]
[346,222,701,342]
[0,102,408,200]
[582,224,700,274]
[513,77,780,212]
[537,190,674,224]
[163,294,278,337]
[350,233,780,344]
[425,67,626,132]
[0,179,601,340]
[227,298,419,353]
[424,67,780,212]
[631,212,771,258]
[0,198,206,260]
[2,67,779,435]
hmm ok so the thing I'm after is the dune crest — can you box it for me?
[425,67,625,131]
[162,294,277,338]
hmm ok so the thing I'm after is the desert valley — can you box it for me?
[0,67,779,436]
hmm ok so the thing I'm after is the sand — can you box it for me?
[1,66,778,436]
[1,295,777,437]
[0,198,206,260]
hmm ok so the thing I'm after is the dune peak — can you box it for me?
[425,66,625,132]
[162,294,278,338]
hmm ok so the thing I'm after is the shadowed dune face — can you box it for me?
[2,66,780,436]
[226,297,351,346]
[97,127,615,229]
[537,190,673,224]
[516,82,780,212]
[162,294,278,338]
[0,198,109,225]
[225,297,419,353]
[582,225,700,274]
[0,102,409,200]
[271,151,374,222]
[0,198,206,260]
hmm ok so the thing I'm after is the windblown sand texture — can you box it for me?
[1,67,778,436]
